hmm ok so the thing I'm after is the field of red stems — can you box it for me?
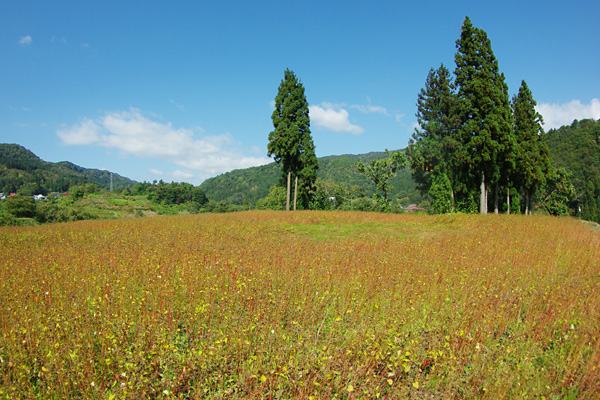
[1,211,599,399]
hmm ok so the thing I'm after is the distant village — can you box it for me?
[0,192,71,201]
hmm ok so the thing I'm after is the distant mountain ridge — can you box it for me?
[0,143,136,195]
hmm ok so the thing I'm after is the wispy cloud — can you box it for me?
[149,168,195,181]
[350,97,389,116]
[536,98,600,130]
[309,102,364,135]
[18,35,32,46]
[351,104,389,115]
[57,108,270,180]
[51,36,67,45]
[170,99,185,111]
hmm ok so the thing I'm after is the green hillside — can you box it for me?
[0,144,136,195]
[200,152,421,206]
[545,118,600,221]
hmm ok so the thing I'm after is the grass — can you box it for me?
[0,211,599,399]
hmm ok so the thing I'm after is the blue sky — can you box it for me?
[2,1,599,185]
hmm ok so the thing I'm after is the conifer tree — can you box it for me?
[454,16,513,214]
[268,69,318,210]
[512,80,550,214]
[407,64,463,212]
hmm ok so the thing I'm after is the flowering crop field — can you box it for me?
[1,211,599,399]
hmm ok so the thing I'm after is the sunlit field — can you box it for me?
[1,211,599,399]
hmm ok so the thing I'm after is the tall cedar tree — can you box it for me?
[454,16,513,214]
[512,80,550,214]
[267,69,318,210]
[407,64,463,211]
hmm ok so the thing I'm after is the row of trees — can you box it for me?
[407,17,557,215]
[266,18,581,216]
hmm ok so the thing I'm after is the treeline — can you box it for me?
[126,181,208,206]
[0,194,97,226]
[125,180,248,214]
[407,17,574,216]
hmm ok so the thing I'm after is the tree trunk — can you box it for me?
[494,182,499,214]
[451,188,455,213]
[525,190,529,215]
[293,175,298,211]
[480,171,487,215]
[507,187,511,215]
[286,172,291,211]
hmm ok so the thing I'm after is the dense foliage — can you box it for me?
[145,181,208,207]
[200,163,281,206]
[1,212,599,398]
[0,144,136,195]
[355,150,406,210]
[546,119,600,222]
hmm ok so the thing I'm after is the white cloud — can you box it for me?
[310,102,364,134]
[57,118,101,145]
[536,98,600,130]
[18,35,32,46]
[57,108,270,179]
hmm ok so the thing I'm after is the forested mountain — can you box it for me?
[200,152,421,206]
[0,144,136,195]
[546,119,600,222]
